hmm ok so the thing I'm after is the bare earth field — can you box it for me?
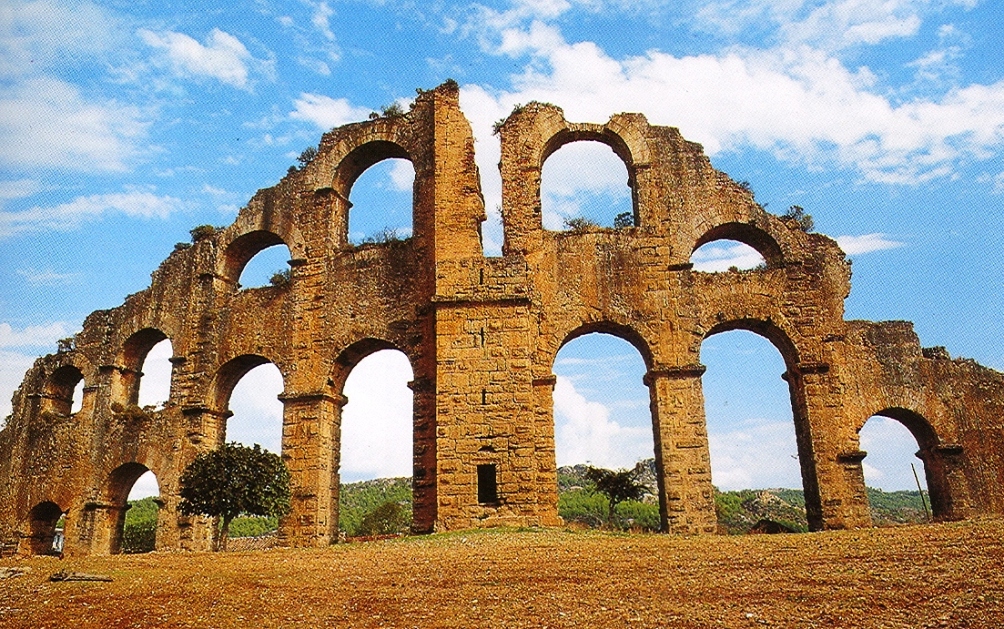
[2,519,1003,629]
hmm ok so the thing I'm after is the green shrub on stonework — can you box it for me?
[269,268,292,287]
[189,224,217,242]
[614,212,634,228]
[563,217,599,232]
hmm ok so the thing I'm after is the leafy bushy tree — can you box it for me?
[179,443,291,551]
[613,212,634,228]
[584,466,649,527]
[359,501,409,536]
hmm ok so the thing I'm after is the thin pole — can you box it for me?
[912,463,931,522]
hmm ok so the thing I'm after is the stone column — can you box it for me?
[409,376,438,533]
[788,363,872,530]
[531,374,562,527]
[645,364,717,534]
[918,443,970,521]
[176,406,230,551]
[277,391,340,547]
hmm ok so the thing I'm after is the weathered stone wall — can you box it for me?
[2,81,1002,555]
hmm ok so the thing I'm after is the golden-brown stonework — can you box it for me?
[3,82,1002,556]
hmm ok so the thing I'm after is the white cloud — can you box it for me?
[15,268,81,286]
[553,375,650,468]
[339,350,414,480]
[0,190,185,238]
[460,8,1004,198]
[290,93,372,129]
[707,419,803,490]
[859,415,925,490]
[388,159,415,192]
[0,77,145,172]
[0,349,37,423]
[0,179,41,201]
[0,0,119,77]
[0,322,72,349]
[690,242,766,272]
[137,339,173,409]
[835,233,904,255]
[227,363,285,455]
[138,28,271,90]
[311,1,336,40]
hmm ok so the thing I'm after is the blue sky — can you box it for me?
[2,0,1002,499]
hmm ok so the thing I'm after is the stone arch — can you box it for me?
[103,462,157,554]
[26,500,64,555]
[700,319,822,527]
[332,337,403,392]
[42,364,85,417]
[221,230,295,287]
[332,140,415,247]
[555,320,655,370]
[208,354,285,416]
[859,407,956,520]
[114,328,170,407]
[692,222,784,269]
[540,127,641,230]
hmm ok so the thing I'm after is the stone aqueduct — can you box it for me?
[3,82,1003,556]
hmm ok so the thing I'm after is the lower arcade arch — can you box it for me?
[859,408,945,522]
[699,328,810,532]
[551,330,658,530]
[103,463,160,554]
[26,501,65,555]
[335,345,414,537]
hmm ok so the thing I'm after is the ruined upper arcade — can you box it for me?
[3,81,1003,556]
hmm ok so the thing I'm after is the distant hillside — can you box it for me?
[120,463,929,551]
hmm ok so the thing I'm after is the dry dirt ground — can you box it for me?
[2,519,1003,629]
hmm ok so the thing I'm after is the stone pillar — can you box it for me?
[919,443,970,521]
[645,364,717,534]
[409,376,437,533]
[278,391,339,547]
[788,363,872,530]
[531,374,562,527]
[177,406,230,551]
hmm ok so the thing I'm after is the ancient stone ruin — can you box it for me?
[2,81,1003,556]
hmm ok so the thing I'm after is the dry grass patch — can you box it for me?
[2,519,1003,628]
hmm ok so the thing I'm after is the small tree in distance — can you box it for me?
[584,465,649,528]
[179,442,291,551]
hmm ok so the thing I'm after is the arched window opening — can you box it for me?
[691,240,766,272]
[552,332,656,531]
[44,365,84,417]
[339,349,413,537]
[237,243,294,289]
[541,141,633,231]
[137,338,172,409]
[348,158,414,245]
[27,501,64,555]
[701,330,807,533]
[859,415,932,525]
[225,362,284,456]
[118,468,161,554]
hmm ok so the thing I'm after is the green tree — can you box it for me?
[613,212,634,228]
[782,205,814,232]
[179,443,291,551]
[359,500,408,536]
[584,466,648,527]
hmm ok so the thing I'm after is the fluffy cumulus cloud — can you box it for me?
[707,419,804,490]
[0,190,185,238]
[0,77,146,173]
[553,376,651,468]
[138,28,272,90]
[690,242,766,272]
[290,93,372,129]
[459,1,1004,202]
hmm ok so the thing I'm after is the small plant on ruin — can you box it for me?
[56,337,75,353]
[584,466,649,528]
[179,443,291,551]
[189,225,217,242]
[564,217,599,232]
[296,146,318,168]
[781,205,814,232]
[174,242,192,252]
[361,227,407,245]
[380,102,405,117]
[269,268,292,287]
[613,212,634,228]
[110,402,154,423]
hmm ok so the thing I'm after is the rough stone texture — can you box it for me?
[2,82,1002,556]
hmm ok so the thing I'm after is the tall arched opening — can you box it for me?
[859,408,946,524]
[541,140,634,231]
[347,157,415,245]
[552,328,657,530]
[700,326,809,533]
[336,344,414,537]
[103,462,160,554]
